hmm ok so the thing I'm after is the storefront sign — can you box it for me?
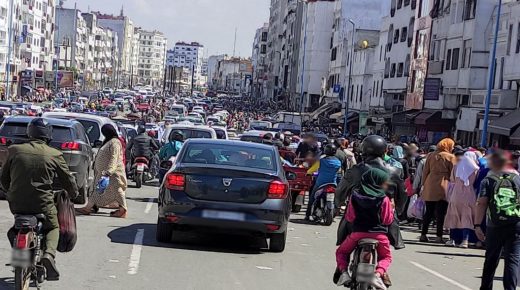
[424,78,441,100]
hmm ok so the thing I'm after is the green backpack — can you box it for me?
[489,174,520,226]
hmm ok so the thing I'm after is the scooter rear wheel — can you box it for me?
[14,267,30,290]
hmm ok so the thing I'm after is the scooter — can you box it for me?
[131,157,153,188]
[348,238,380,290]
[9,214,47,290]
[310,183,336,226]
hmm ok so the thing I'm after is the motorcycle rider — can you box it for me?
[158,130,185,183]
[334,135,406,287]
[1,118,78,281]
[305,144,342,221]
[126,124,160,168]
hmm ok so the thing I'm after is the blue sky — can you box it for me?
[69,0,270,57]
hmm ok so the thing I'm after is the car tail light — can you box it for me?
[61,142,80,150]
[268,180,288,199]
[16,233,29,249]
[323,186,336,194]
[165,173,185,190]
[0,137,8,145]
[266,224,280,232]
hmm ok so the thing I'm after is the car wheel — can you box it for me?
[269,230,287,252]
[156,218,174,243]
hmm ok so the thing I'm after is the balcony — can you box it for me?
[470,89,518,110]
[428,60,443,75]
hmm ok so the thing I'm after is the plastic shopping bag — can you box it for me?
[96,176,110,194]
[407,194,418,218]
[412,196,425,220]
[57,191,78,253]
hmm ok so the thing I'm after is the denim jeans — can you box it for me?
[480,223,520,290]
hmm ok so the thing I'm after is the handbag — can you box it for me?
[57,191,78,253]
[407,194,418,218]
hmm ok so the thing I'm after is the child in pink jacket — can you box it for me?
[336,168,394,290]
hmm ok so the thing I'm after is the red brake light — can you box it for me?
[323,186,336,194]
[165,173,185,190]
[266,224,280,232]
[16,233,29,249]
[0,137,7,145]
[268,180,288,199]
[61,142,80,150]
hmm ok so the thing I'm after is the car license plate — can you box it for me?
[202,210,245,221]
[356,263,376,282]
[137,164,145,171]
[11,250,31,266]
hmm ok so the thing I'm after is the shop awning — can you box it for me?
[415,111,441,125]
[488,110,520,136]
[329,111,358,121]
[510,128,520,145]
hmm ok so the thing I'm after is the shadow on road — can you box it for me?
[107,223,266,255]
[0,277,13,288]
[126,197,158,203]
[416,250,485,258]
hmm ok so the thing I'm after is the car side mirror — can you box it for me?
[285,171,297,181]
[92,140,103,148]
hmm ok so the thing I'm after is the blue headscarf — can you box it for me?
[392,146,405,159]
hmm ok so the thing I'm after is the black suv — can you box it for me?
[0,116,94,203]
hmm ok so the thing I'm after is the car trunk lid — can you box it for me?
[180,166,275,204]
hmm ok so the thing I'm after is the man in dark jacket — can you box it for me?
[126,125,159,164]
[1,118,78,281]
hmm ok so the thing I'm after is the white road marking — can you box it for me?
[410,261,473,290]
[144,198,154,214]
[128,229,144,275]
[256,266,273,270]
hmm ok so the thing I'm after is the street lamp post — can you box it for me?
[344,19,355,136]
[481,0,502,147]
[5,0,14,100]
[299,0,308,114]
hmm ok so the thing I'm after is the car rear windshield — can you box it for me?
[182,143,276,171]
[0,123,72,141]
[77,120,100,142]
[214,129,226,139]
[168,129,212,140]
[240,135,263,144]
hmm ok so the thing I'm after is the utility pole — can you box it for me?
[481,0,502,147]
[344,19,356,137]
[5,0,14,100]
[190,63,195,96]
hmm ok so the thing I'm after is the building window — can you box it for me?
[404,0,410,6]
[411,0,417,10]
[397,63,404,77]
[516,23,520,53]
[451,48,460,70]
[462,40,472,68]
[397,0,403,9]
[404,54,410,77]
[393,29,400,44]
[464,0,476,20]
[408,17,414,47]
[391,0,396,17]
[508,24,513,55]
[401,27,407,42]
[390,63,396,77]
[445,49,452,70]
[331,47,337,61]
[384,58,390,78]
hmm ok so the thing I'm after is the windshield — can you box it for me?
[182,143,276,171]
[0,123,72,142]
[77,120,100,142]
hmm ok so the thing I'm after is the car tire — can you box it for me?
[156,218,173,243]
[269,230,287,252]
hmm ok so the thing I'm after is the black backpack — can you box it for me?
[489,174,520,226]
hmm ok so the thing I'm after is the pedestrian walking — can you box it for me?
[476,150,520,290]
[444,151,479,248]
[420,138,456,243]
[76,124,128,218]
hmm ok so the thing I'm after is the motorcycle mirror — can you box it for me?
[285,171,297,181]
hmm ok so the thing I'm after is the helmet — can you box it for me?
[323,144,337,157]
[360,135,387,157]
[137,125,146,134]
[147,130,156,138]
[27,118,52,141]
[171,130,185,141]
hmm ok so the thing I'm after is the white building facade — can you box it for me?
[136,29,167,87]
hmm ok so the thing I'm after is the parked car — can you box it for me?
[157,139,293,252]
[0,116,94,204]
[240,130,274,144]
[161,125,217,143]
[42,112,120,146]
[211,126,228,140]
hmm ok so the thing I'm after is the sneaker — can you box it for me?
[370,275,387,290]
[41,253,60,281]
[445,239,456,247]
[336,271,352,286]
[419,235,429,242]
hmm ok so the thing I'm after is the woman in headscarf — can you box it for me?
[77,124,128,218]
[420,138,457,243]
[444,151,479,248]
[392,145,410,180]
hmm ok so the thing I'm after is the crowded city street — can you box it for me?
[0,184,506,290]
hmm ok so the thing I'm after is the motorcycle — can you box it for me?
[131,157,155,188]
[310,183,336,226]
[9,214,47,290]
[347,238,381,290]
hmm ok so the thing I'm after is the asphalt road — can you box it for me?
[0,183,507,290]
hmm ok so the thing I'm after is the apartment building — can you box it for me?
[252,23,269,99]
[136,29,167,87]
